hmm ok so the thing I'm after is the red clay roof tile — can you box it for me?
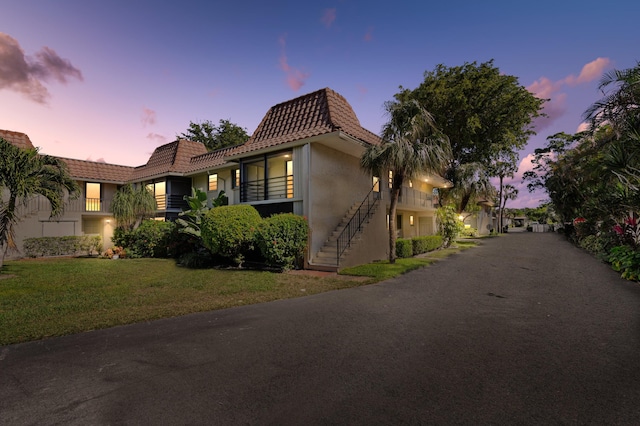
[60,158,135,183]
[230,88,381,156]
[0,130,35,150]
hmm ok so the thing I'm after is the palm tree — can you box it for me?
[584,62,640,136]
[110,183,157,231]
[361,99,452,263]
[0,138,79,268]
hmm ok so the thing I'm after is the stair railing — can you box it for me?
[336,184,381,266]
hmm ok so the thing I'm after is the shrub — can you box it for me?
[607,245,640,281]
[460,227,478,238]
[113,220,174,258]
[23,235,102,257]
[255,213,309,270]
[412,235,443,255]
[201,205,262,266]
[436,205,463,247]
[396,239,413,258]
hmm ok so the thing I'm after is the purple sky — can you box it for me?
[1,1,638,208]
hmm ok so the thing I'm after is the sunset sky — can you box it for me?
[1,1,638,208]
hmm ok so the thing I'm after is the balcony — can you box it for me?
[397,187,435,209]
[240,175,293,203]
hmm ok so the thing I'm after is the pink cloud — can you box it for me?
[0,32,83,104]
[141,107,157,127]
[576,122,590,133]
[527,78,567,132]
[146,133,167,144]
[364,27,374,42]
[278,36,310,91]
[527,58,612,132]
[565,57,611,86]
[321,8,336,28]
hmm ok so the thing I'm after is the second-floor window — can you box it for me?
[373,176,380,192]
[208,174,218,191]
[146,181,166,210]
[85,182,101,211]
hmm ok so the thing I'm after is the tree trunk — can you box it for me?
[388,187,400,264]
[498,175,504,232]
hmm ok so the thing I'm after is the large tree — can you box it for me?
[361,99,452,263]
[396,60,544,211]
[179,119,250,151]
[441,162,495,214]
[0,138,79,268]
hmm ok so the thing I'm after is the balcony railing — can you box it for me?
[397,187,434,209]
[240,175,293,202]
[14,195,113,216]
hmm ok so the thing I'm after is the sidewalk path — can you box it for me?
[2,233,640,425]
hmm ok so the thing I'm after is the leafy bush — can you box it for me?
[396,239,413,258]
[201,205,262,266]
[579,234,614,257]
[113,220,174,258]
[255,213,309,270]
[460,227,478,238]
[23,236,102,257]
[412,235,443,254]
[607,245,640,281]
[436,205,463,247]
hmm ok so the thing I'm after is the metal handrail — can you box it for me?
[336,184,381,266]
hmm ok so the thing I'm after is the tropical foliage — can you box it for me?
[360,99,452,263]
[0,138,79,268]
[110,183,157,231]
[395,60,544,212]
[436,205,463,247]
[523,62,640,280]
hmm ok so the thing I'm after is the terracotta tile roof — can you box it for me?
[187,145,239,174]
[130,139,208,181]
[230,87,381,156]
[60,157,134,183]
[0,129,35,150]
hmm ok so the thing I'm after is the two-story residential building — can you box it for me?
[2,88,451,270]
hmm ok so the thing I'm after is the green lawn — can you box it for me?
[0,241,477,345]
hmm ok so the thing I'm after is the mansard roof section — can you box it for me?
[130,139,208,181]
[186,144,239,174]
[0,129,36,150]
[60,158,134,184]
[231,87,382,156]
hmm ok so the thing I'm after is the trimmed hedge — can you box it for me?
[412,235,443,255]
[396,239,413,258]
[23,235,103,258]
[396,235,444,258]
[201,205,262,264]
[255,213,309,270]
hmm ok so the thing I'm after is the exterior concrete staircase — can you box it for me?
[308,188,380,272]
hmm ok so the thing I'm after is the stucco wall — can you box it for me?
[308,142,372,256]
[338,203,388,269]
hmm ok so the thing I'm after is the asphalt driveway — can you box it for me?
[2,232,640,425]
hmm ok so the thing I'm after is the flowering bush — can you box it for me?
[103,246,126,259]
[613,213,640,248]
